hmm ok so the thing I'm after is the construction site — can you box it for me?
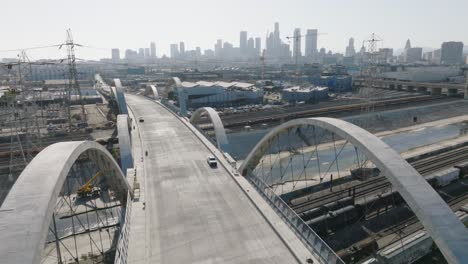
[1,27,468,264]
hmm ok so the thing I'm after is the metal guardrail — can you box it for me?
[246,173,344,264]
[114,191,133,264]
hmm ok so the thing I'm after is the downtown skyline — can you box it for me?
[1,0,468,60]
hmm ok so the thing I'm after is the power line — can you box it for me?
[0,44,62,53]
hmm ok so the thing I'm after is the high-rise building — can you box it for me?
[215,39,223,57]
[204,49,215,57]
[255,37,261,56]
[441,41,464,64]
[274,22,280,43]
[345,38,356,57]
[379,48,393,63]
[150,42,156,58]
[265,22,289,60]
[405,39,412,49]
[180,42,185,56]
[240,31,247,54]
[293,28,302,59]
[305,29,318,57]
[125,49,137,60]
[196,47,201,57]
[170,44,179,58]
[144,48,150,57]
[404,47,422,63]
[432,49,442,64]
[423,51,433,62]
[247,37,254,57]
[111,48,120,61]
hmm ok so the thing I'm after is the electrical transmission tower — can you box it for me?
[362,33,382,89]
[2,51,42,181]
[360,33,383,128]
[61,29,86,130]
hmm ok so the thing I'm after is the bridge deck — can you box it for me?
[126,95,302,263]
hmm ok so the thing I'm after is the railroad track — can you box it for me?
[369,183,468,246]
[223,95,446,128]
[292,145,468,213]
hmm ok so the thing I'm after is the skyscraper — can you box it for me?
[111,48,120,61]
[150,42,156,58]
[293,28,302,59]
[125,49,137,60]
[255,37,261,56]
[405,39,412,50]
[170,44,179,58]
[441,41,464,64]
[215,39,223,57]
[405,47,422,63]
[138,48,144,58]
[144,48,150,57]
[247,37,254,57]
[179,42,185,57]
[305,29,318,57]
[265,22,289,59]
[345,37,356,57]
[240,31,247,55]
[274,22,280,43]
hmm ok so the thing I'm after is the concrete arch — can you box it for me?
[190,107,229,152]
[171,77,182,87]
[111,86,117,98]
[144,85,159,99]
[240,117,468,264]
[117,114,133,174]
[0,141,132,264]
[113,78,128,115]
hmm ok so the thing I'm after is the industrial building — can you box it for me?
[170,79,264,115]
[441,41,464,65]
[281,86,328,103]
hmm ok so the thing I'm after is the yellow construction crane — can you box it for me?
[77,171,103,199]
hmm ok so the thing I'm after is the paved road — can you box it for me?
[126,95,301,263]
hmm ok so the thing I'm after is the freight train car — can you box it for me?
[426,167,460,188]
[306,205,364,234]
[298,197,355,221]
[357,191,405,213]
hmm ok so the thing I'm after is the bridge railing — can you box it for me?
[114,190,133,264]
[161,98,181,115]
[246,173,344,264]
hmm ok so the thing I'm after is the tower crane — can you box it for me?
[285,32,327,84]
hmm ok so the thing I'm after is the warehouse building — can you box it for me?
[169,78,264,116]
[282,86,328,103]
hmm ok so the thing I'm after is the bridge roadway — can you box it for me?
[125,94,306,263]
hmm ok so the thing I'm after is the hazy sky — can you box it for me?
[1,0,467,60]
